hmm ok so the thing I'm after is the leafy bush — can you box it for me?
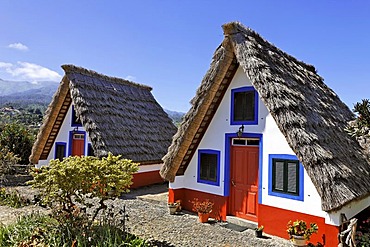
[347,99,370,137]
[0,147,20,178]
[29,153,138,221]
[0,187,30,208]
[0,122,35,165]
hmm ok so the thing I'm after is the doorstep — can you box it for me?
[226,216,257,229]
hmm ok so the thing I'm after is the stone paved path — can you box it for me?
[1,184,292,247]
[117,184,292,247]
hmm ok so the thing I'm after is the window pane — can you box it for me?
[233,91,255,122]
[200,162,208,180]
[274,161,284,191]
[56,144,65,161]
[287,162,298,193]
[244,91,255,121]
[200,153,217,182]
[87,144,94,156]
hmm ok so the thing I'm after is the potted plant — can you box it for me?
[287,220,318,246]
[190,198,214,223]
[255,225,264,238]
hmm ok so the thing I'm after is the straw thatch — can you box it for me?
[160,21,370,212]
[30,65,177,164]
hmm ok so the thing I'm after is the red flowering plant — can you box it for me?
[190,198,214,214]
[355,217,370,246]
[287,220,318,240]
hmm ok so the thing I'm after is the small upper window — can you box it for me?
[231,87,258,125]
[87,143,95,156]
[197,149,220,186]
[71,105,82,126]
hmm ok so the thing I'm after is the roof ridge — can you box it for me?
[61,64,152,91]
[222,22,317,74]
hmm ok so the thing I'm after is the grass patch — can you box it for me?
[0,187,30,208]
[0,212,148,246]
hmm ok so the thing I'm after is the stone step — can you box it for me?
[226,216,258,229]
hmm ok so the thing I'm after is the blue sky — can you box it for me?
[1,1,369,112]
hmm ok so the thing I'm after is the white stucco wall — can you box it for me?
[36,105,90,167]
[170,66,326,220]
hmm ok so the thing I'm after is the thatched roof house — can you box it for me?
[160,21,370,213]
[30,64,177,165]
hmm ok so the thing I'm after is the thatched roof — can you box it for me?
[160,21,370,212]
[30,65,177,164]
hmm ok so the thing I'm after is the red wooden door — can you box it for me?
[229,145,259,221]
[72,133,85,156]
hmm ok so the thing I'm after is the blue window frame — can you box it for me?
[71,105,82,127]
[231,86,258,125]
[268,154,304,201]
[197,149,220,186]
[54,142,66,161]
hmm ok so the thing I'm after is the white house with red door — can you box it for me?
[30,65,177,188]
[160,22,370,246]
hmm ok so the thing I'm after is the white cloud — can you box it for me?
[0,61,62,81]
[0,62,13,69]
[125,75,136,81]
[8,43,29,51]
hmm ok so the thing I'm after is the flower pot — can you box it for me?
[168,205,177,215]
[291,235,306,246]
[255,230,263,238]
[198,212,210,223]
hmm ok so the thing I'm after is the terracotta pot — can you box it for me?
[168,204,178,215]
[291,235,306,246]
[198,212,210,223]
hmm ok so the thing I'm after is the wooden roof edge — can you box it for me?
[29,76,70,164]
[160,37,235,181]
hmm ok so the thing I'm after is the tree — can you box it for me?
[0,147,20,182]
[0,122,35,164]
[29,153,139,221]
[347,99,370,157]
[347,99,370,137]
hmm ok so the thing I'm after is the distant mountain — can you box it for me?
[0,78,185,126]
[165,109,185,127]
[0,78,59,97]
[0,78,59,108]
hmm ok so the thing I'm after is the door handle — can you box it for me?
[231,179,236,187]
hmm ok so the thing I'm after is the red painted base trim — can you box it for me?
[169,188,340,246]
[169,188,227,221]
[259,204,339,246]
[131,170,164,188]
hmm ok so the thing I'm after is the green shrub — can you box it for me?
[0,147,20,178]
[0,187,30,208]
[0,122,35,165]
[29,153,138,221]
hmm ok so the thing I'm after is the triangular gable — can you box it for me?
[30,65,177,164]
[161,22,370,212]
